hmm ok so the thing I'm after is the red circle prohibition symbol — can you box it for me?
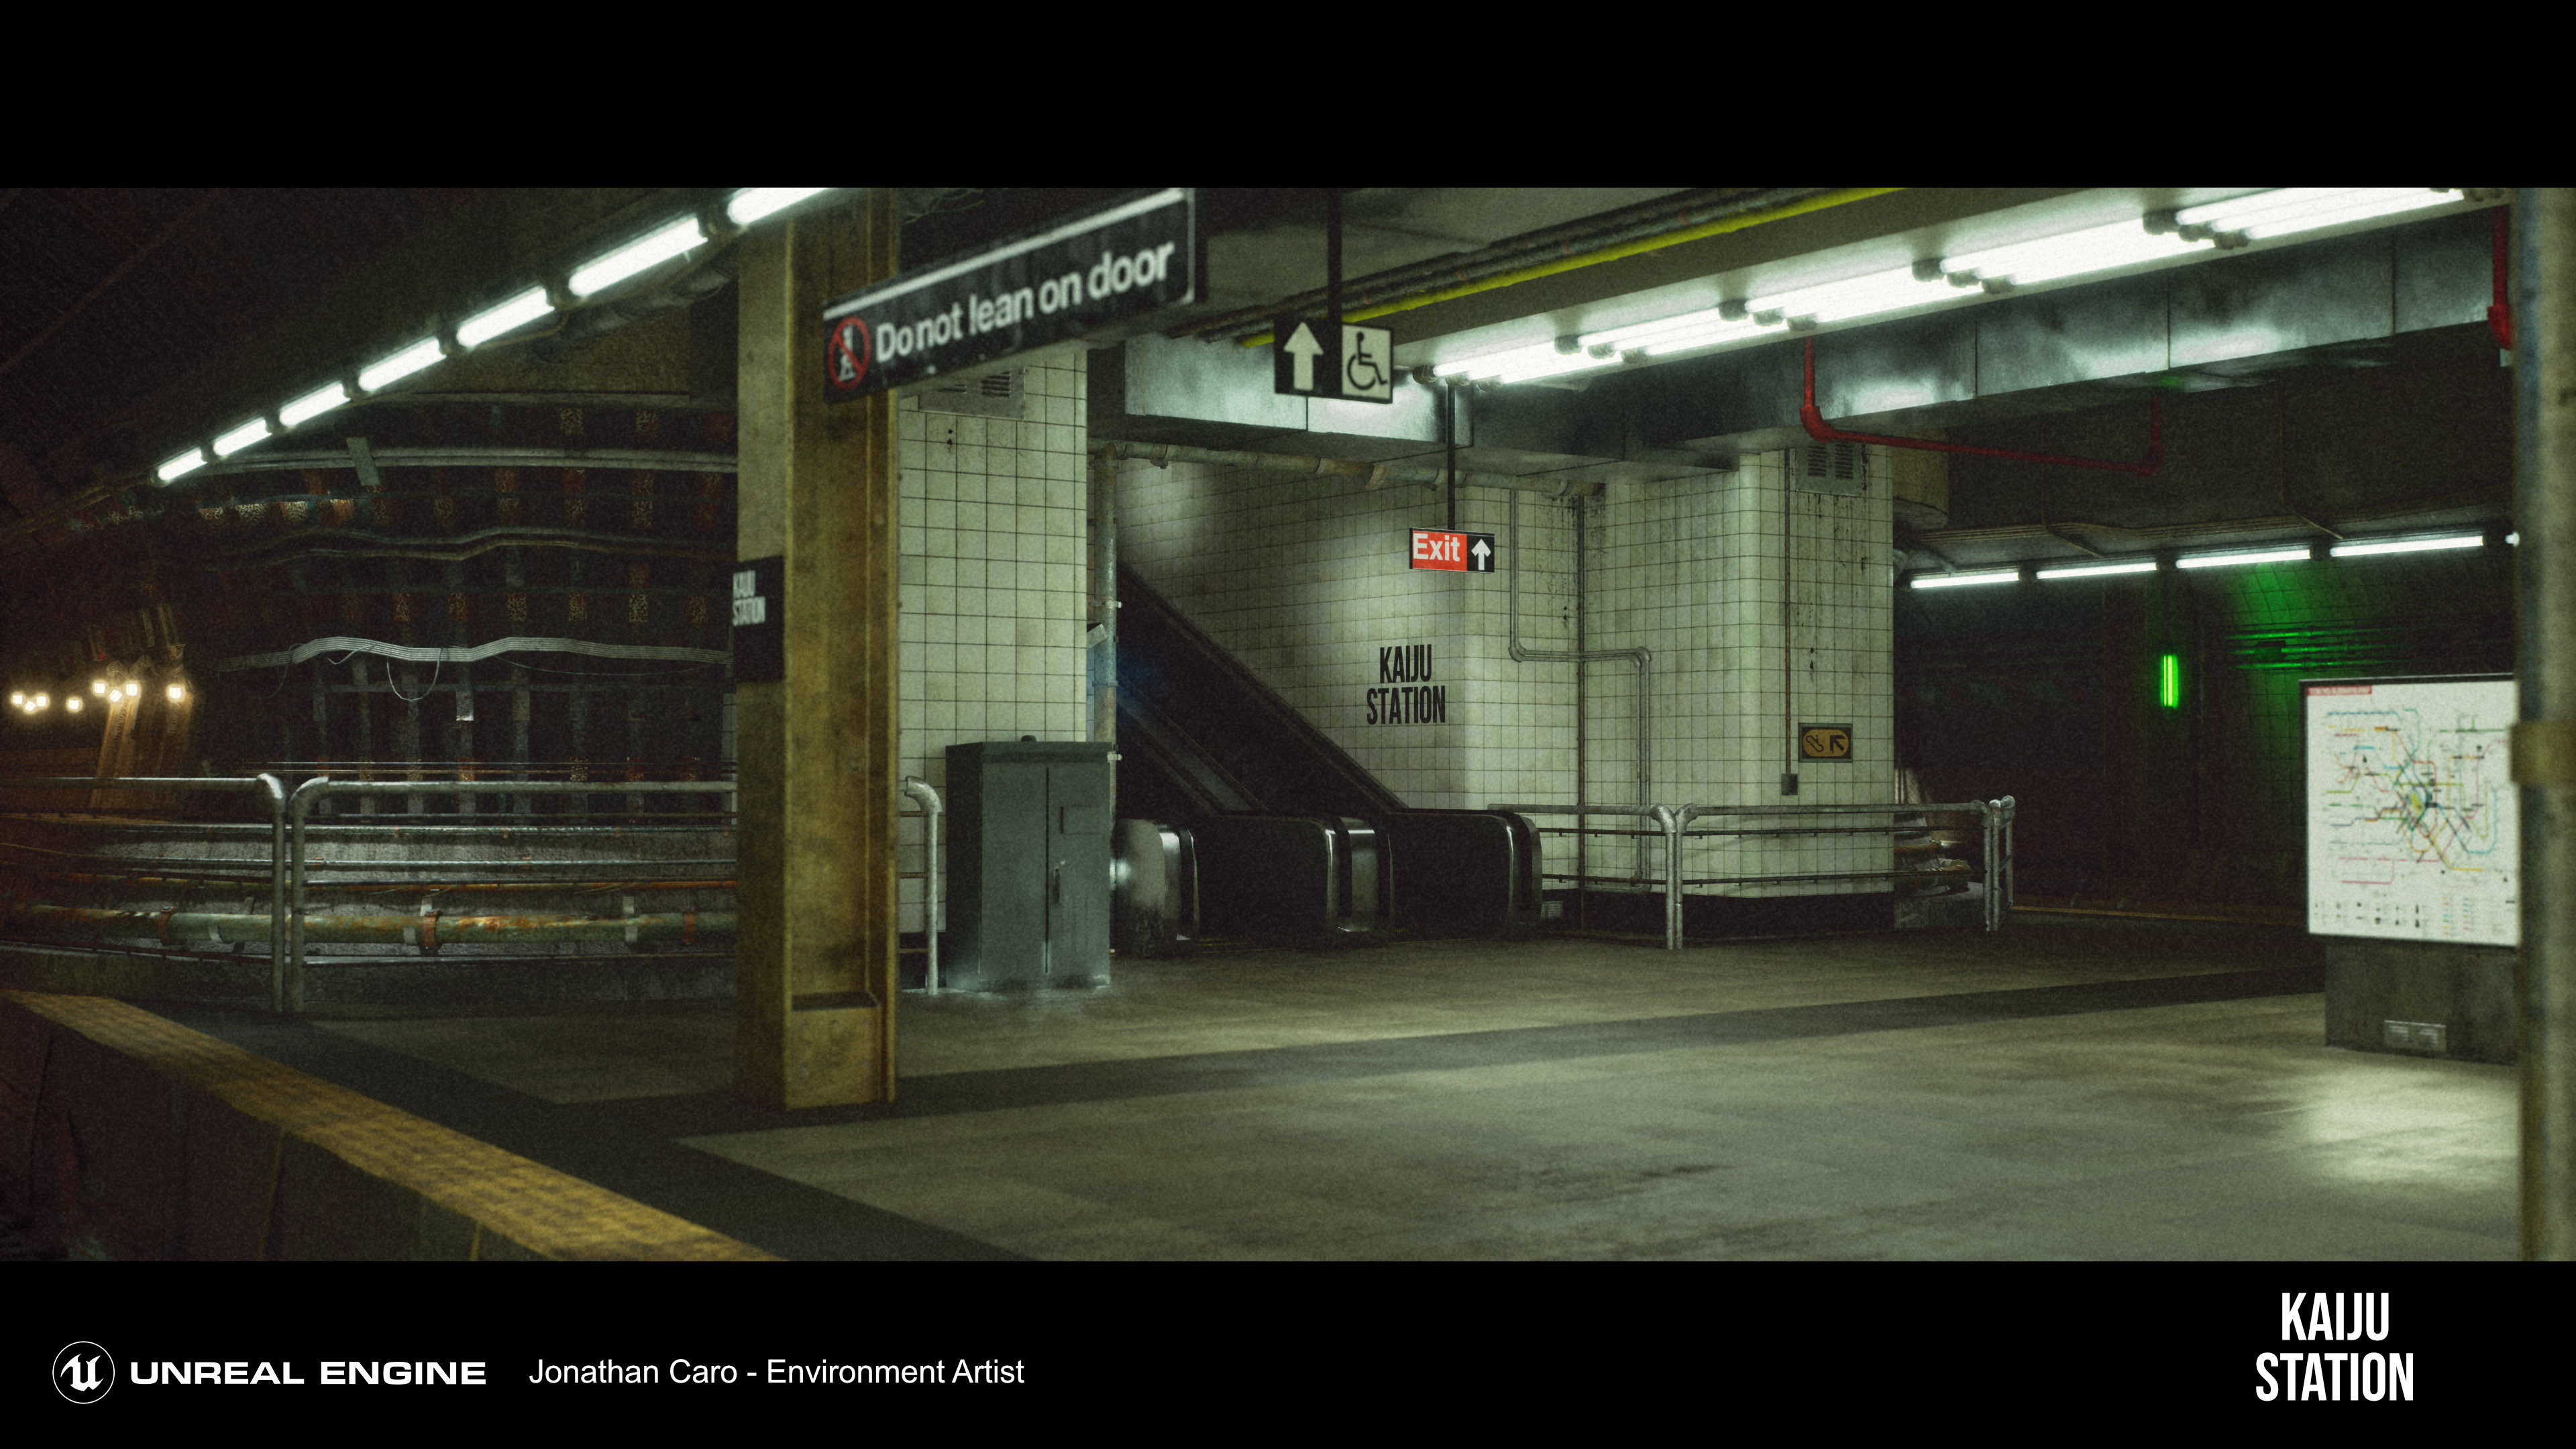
[827,317,872,393]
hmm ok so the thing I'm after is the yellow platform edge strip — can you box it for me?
[4,989,777,1261]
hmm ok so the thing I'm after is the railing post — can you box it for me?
[1656,806,1682,950]
[258,774,287,1014]
[902,777,943,994]
[2000,795,2017,923]
[286,776,331,1013]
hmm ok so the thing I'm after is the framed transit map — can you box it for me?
[2305,675,2517,945]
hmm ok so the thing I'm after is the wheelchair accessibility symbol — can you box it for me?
[1338,323,1394,402]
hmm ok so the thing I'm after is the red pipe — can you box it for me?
[1799,337,2162,476]
[2490,205,2514,352]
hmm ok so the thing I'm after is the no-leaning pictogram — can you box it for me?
[826,317,873,397]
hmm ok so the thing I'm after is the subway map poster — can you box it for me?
[2306,676,2518,945]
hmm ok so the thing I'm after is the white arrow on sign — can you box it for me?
[1470,538,1491,570]
[1283,321,1324,392]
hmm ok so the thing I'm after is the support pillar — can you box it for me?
[2518,189,2576,1258]
[733,191,901,1109]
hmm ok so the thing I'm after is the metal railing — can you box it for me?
[1491,797,2017,949]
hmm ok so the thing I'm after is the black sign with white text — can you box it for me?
[731,555,784,683]
[821,190,1197,400]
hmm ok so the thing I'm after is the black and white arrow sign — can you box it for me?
[1274,317,1397,404]
[1282,321,1325,392]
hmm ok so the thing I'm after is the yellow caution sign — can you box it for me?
[1799,724,1853,761]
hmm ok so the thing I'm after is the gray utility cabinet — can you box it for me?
[945,741,1114,989]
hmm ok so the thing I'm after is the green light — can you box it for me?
[2159,653,2181,708]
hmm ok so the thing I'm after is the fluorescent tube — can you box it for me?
[2176,546,2312,568]
[570,216,706,297]
[155,448,208,484]
[727,188,828,227]
[2035,561,2157,580]
[280,381,351,428]
[213,417,273,457]
[1911,570,2021,589]
[2329,534,2487,557]
[359,337,444,392]
[1747,266,1939,323]
[456,288,553,348]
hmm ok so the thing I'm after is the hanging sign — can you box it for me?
[1409,529,1494,572]
[822,189,1197,401]
[1275,319,1397,403]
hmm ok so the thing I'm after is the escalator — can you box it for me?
[1111,568,1537,952]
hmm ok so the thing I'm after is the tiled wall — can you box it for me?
[1115,460,1579,810]
[893,351,1093,933]
[1118,445,1896,900]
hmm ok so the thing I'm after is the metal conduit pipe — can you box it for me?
[1089,441,1600,498]
[901,777,943,994]
[1507,492,1652,822]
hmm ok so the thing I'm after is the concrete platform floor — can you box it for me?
[148,921,2517,1261]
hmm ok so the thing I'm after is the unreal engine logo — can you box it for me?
[54,1342,116,1404]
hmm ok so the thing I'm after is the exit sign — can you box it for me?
[1409,529,1494,573]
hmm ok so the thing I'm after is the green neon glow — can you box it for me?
[2159,653,2181,708]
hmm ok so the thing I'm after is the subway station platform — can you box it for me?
[68,917,2518,1262]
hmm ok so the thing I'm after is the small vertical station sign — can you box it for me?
[733,555,785,682]
[1409,529,1495,572]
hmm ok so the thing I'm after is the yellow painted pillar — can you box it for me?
[733,190,901,1108]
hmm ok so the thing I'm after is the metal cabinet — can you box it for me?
[945,741,1114,989]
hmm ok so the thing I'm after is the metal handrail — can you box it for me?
[1490,797,2018,947]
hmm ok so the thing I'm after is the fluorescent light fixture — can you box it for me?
[7,693,19,706]
[1746,265,1939,324]
[2035,560,2159,580]
[727,188,828,227]
[1910,570,2021,589]
[359,337,444,392]
[2159,654,2182,708]
[2176,545,2313,568]
[1435,341,1622,385]
[2178,188,2455,241]
[2330,533,2487,557]
[457,288,554,348]
[1578,306,1774,354]
[280,380,352,429]
[155,447,209,484]
[167,683,186,702]
[91,680,105,695]
[213,417,273,457]
[65,696,80,713]
[1943,219,2205,288]
[570,216,706,297]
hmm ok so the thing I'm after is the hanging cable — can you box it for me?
[384,658,441,703]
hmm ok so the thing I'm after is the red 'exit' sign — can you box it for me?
[1409,529,1495,572]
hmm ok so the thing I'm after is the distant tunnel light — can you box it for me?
[359,337,445,392]
[2160,654,2182,708]
[456,288,554,348]
[2177,546,2314,568]
[166,683,186,702]
[154,447,209,484]
[1911,570,2021,589]
[726,188,830,228]
[213,417,273,458]
[280,380,352,429]
[65,696,80,713]
[570,216,707,297]
[2035,560,2158,580]
[2329,533,2487,557]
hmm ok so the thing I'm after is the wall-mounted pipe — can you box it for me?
[901,776,942,994]
[1800,337,2163,477]
[1089,440,1599,498]
[1507,492,1652,819]
[3,900,734,946]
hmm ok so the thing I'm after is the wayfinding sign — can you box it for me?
[1275,318,1397,403]
[1409,529,1493,572]
[822,189,1197,400]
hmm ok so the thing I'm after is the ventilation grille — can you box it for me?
[1796,440,1866,495]
[909,368,1026,419]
